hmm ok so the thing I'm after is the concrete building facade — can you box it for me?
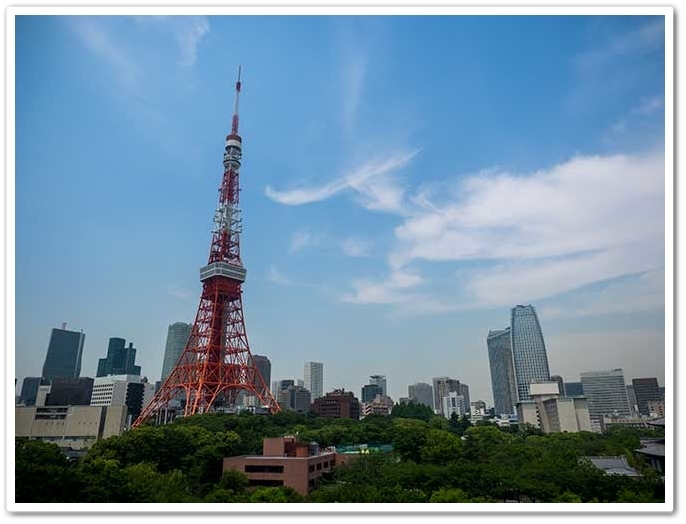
[224,436,336,495]
[311,389,360,419]
[15,405,127,450]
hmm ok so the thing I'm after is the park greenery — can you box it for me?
[15,403,665,503]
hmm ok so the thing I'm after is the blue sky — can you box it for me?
[13,13,667,404]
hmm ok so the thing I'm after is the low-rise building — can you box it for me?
[223,436,336,495]
[311,389,360,419]
[15,405,127,450]
[516,382,592,433]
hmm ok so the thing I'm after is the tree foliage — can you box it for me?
[15,411,665,504]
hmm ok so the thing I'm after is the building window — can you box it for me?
[316,463,322,471]
[244,464,284,473]
[309,465,315,472]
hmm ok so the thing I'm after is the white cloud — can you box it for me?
[576,18,665,72]
[134,15,209,67]
[634,96,664,116]
[267,265,294,286]
[346,148,665,316]
[289,230,319,253]
[67,17,140,93]
[537,268,665,320]
[341,237,372,257]
[265,150,418,210]
[342,56,366,132]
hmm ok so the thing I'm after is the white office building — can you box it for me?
[304,362,324,400]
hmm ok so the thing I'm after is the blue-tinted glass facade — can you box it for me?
[41,328,85,383]
[487,327,517,414]
[511,305,550,402]
[97,337,141,377]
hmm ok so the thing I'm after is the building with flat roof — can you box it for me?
[15,405,127,450]
[487,327,517,415]
[408,382,433,410]
[18,377,45,406]
[303,362,324,400]
[312,389,360,419]
[223,436,336,495]
[511,305,551,402]
[45,377,94,406]
[632,377,662,417]
[580,369,632,421]
[160,322,192,383]
[516,381,592,433]
[361,394,394,417]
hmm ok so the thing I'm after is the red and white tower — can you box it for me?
[133,68,280,427]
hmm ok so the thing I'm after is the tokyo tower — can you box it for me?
[133,68,280,427]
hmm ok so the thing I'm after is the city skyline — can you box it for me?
[13,13,668,405]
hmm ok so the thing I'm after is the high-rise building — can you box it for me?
[487,328,517,415]
[19,377,45,406]
[45,377,94,406]
[277,385,312,413]
[432,377,461,416]
[442,391,467,419]
[565,382,584,396]
[160,322,192,383]
[361,384,383,403]
[96,338,141,377]
[303,362,324,400]
[369,375,387,396]
[250,355,272,397]
[580,369,632,421]
[550,375,566,396]
[511,305,551,402]
[90,374,156,425]
[626,384,639,415]
[408,382,434,410]
[632,378,662,417]
[41,326,85,384]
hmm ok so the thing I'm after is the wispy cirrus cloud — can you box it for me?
[345,148,665,316]
[575,18,664,72]
[289,230,320,253]
[135,15,209,67]
[265,149,419,212]
[66,17,140,94]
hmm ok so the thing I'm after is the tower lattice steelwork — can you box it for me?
[133,68,280,427]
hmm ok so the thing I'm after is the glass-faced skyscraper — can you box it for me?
[487,327,517,415]
[160,322,192,383]
[304,361,324,399]
[41,326,85,383]
[511,305,551,402]
[581,368,632,420]
[97,338,141,377]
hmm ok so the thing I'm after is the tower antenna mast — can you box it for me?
[133,67,280,427]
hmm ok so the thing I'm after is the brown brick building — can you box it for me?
[223,436,336,495]
[311,389,360,419]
